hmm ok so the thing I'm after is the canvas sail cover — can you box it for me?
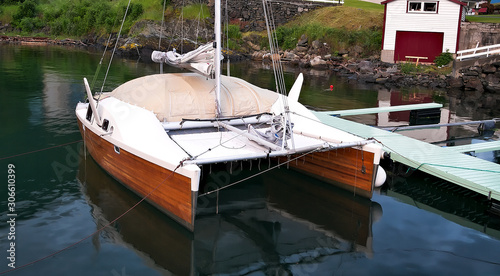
[151,43,218,77]
[108,73,279,122]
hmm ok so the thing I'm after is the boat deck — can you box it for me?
[313,111,500,201]
[169,127,326,164]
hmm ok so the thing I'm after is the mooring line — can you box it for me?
[0,165,180,275]
[0,140,83,161]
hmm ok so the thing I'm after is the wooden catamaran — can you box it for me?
[75,0,386,231]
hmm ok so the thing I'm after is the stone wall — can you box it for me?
[458,22,500,51]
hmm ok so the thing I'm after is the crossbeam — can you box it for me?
[320,103,443,117]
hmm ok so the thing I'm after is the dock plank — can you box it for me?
[313,111,500,201]
[445,141,500,154]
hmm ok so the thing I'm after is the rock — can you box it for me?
[247,41,261,51]
[346,63,358,72]
[312,40,322,50]
[482,96,498,109]
[358,60,374,74]
[297,34,308,47]
[358,73,376,83]
[251,51,265,61]
[386,65,398,73]
[463,69,479,76]
[296,46,308,52]
[310,56,328,69]
[284,52,298,60]
[482,64,497,74]
[351,45,364,57]
[485,83,500,93]
[464,77,484,92]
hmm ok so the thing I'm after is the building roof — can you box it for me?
[381,0,466,6]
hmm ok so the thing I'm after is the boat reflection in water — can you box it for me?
[77,152,382,275]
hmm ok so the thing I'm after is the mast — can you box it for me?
[214,0,222,117]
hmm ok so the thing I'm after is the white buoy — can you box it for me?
[375,166,387,187]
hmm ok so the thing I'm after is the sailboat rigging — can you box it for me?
[76,0,386,231]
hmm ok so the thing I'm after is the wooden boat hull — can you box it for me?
[280,147,377,198]
[77,119,197,231]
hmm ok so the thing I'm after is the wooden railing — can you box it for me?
[456,43,500,61]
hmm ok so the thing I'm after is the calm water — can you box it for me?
[1,44,500,275]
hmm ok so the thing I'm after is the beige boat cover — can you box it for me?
[109,73,279,122]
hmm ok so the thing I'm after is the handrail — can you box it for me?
[303,0,344,3]
[457,43,500,61]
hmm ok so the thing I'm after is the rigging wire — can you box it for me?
[90,33,112,92]
[198,147,323,197]
[262,0,294,149]
[159,0,167,50]
[100,0,132,94]
[224,0,230,76]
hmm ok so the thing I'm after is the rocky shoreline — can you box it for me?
[2,33,499,111]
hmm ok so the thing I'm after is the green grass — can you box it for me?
[274,23,382,57]
[0,5,18,25]
[182,3,210,20]
[343,0,384,12]
[466,15,500,23]
[285,6,383,31]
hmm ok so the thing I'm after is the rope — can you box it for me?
[0,164,180,275]
[199,147,322,197]
[0,140,83,161]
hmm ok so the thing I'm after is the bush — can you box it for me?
[123,3,144,21]
[434,50,453,67]
[12,0,39,26]
[225,24,241,39]
[400,61,421,74]
[18,17,44,32]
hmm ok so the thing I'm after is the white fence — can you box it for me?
[456,43,500,61]
[303,0,344,4]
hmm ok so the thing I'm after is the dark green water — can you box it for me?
[1,44,500,275]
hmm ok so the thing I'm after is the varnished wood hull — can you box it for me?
[77,119,196,230]
[281,147,377,198]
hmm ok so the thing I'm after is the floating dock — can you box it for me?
[313,109,500,202]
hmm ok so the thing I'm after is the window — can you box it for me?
[408,1,438,13]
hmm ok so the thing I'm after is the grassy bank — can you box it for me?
[466,15,500,23]
[271,5,384,56]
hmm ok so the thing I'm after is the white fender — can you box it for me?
[375,166,387,187]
